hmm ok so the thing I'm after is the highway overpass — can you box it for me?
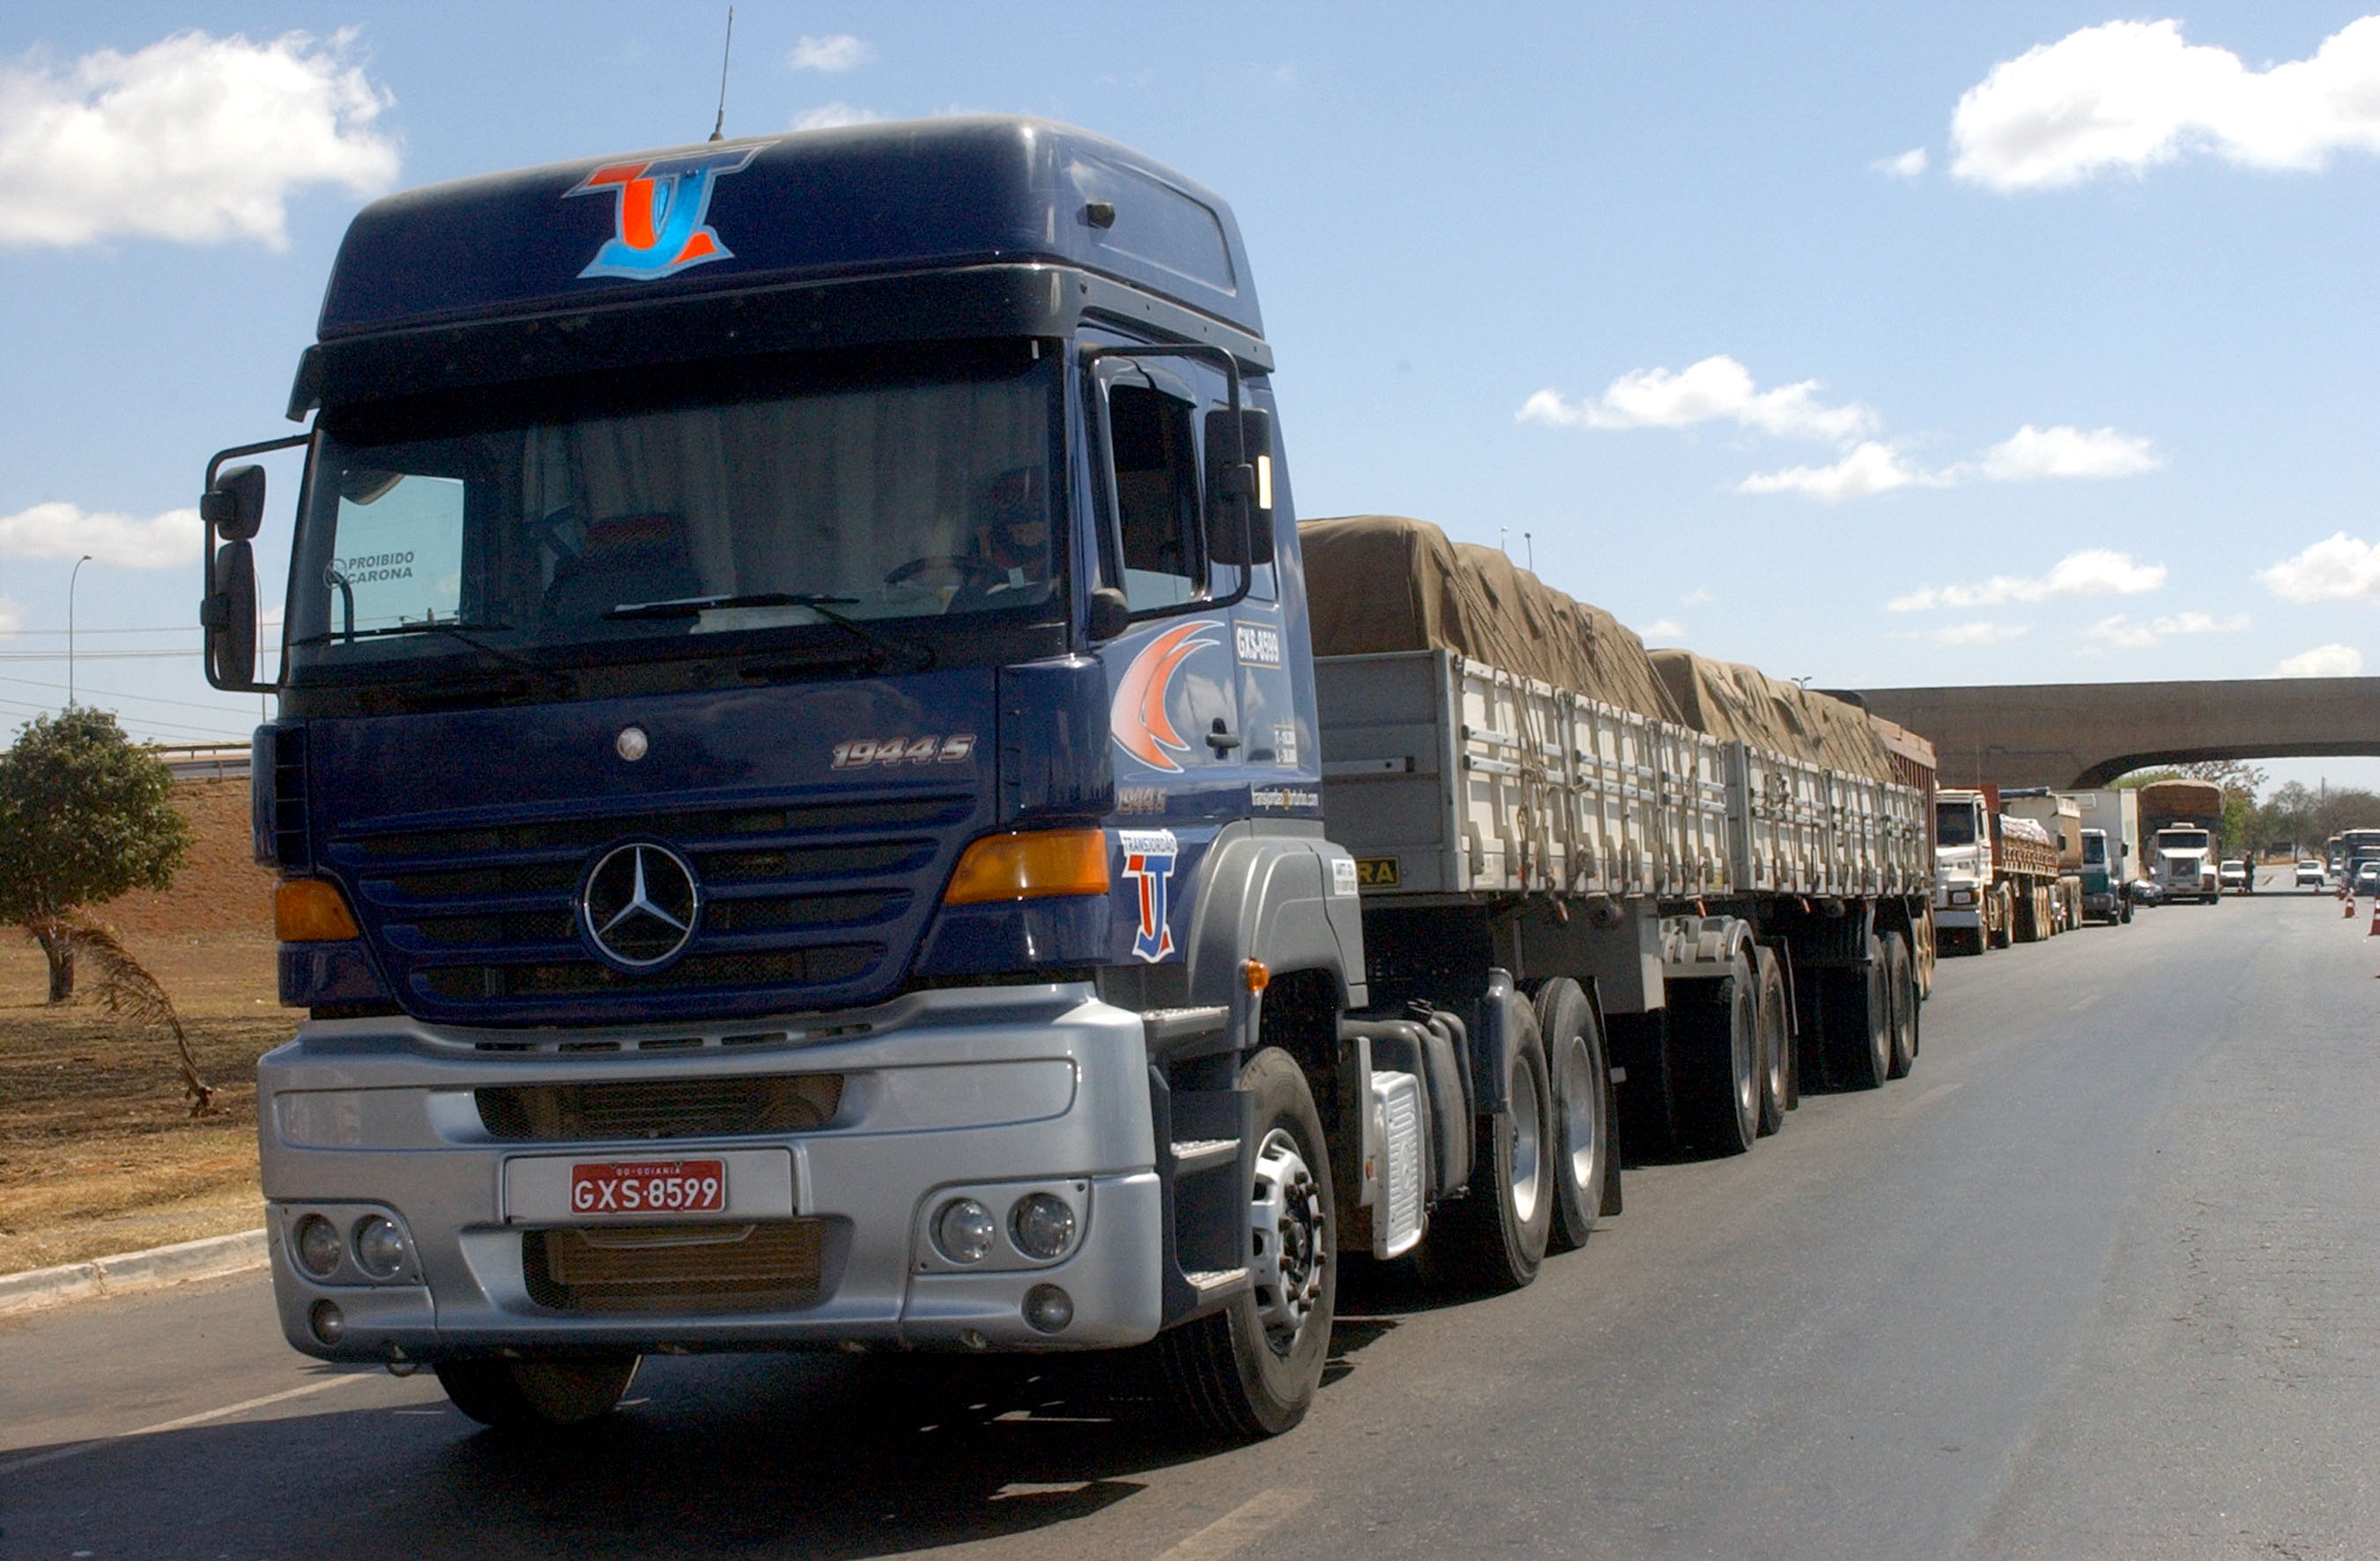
[1851,674,2380,790]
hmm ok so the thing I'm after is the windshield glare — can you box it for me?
[290,345,1061,658]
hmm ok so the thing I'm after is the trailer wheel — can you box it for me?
[1754,946,1791,1134]
[1429,1002,1554,1291]
[1827,935,1890,1091]
[434,1354,640,1430]
[1883,932,1916,1080]
[1532,978,1611,1253]
[1157,1047,1333,1440]
[1676,947,1759,1156]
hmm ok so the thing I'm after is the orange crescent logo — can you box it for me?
[1112,620,1219,772]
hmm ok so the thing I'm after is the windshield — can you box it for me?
[1936,806,1978,847]
[288,344,1062,666]
[2159,830,2209,851]
[2082,834,2107,866]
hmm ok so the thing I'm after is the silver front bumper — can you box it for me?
[259,983,1164,1361]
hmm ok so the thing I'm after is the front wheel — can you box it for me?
[1158,1047,1334,1440]
[434,1354,640,1430]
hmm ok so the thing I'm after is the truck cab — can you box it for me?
[203,118,1362,1436]
[2151,827,2217,904]
[2079,827,2129,924]
[1932,789,1998,951]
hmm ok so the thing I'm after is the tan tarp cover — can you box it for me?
[1300,515,1679,722]
[1649,650,1898,782]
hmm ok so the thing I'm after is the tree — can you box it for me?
[0,708,191,1002]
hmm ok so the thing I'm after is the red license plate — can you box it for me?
[568,1158,727,1216]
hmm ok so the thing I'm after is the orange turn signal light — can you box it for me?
[276,877,361,942]
[944,829,1110,906]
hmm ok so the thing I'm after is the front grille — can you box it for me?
[328,791,978,1026]
[421,943,881,999]
[523,1220,827,1313]
[477,1073,844,1141]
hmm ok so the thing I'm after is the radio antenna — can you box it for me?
[708,7,735,142]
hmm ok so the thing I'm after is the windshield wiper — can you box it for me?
[606,593,933,671]
[294,620,516,644]
[295,618,570,697]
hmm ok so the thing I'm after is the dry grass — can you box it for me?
[0,933,287,1273]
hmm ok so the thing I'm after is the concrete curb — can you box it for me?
[0,1229,270,1319]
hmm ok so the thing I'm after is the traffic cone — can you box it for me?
[2367,901,2379,936]
[2348,895,2360,920]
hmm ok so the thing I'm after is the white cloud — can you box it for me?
[1737,441,1931,502]
[1524,358,2161,504]
[1876,147,1929,178]
[1951,17,2380,193]
[1928,621,2030,646]
[1517,356,1877,442]
[1976,424,2162,480]
[0,596,19,634]
[0,29,397,249]
[789,34,872,72]
[792,102,879,131]
[2259,531,2380,602]
[1889,548,2166,610]
[1640,618,1685,640]
[2277,642,2364,677]
[0,502,201,568]
[1681,588,1715,606]
[2082,610,2248,650]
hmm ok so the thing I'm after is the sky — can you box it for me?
[5,4,2380,795]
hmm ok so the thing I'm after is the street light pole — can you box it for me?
[66,554,93,707]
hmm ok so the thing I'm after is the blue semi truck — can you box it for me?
[203,118,1932,1439]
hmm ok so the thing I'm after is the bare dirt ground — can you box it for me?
[0,777,288,1273]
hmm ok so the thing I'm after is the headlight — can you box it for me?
[352,1215,409,1279]
[932,1198,997,1264]
[293,1214,343,1278]
[1009,1193,1078,1261]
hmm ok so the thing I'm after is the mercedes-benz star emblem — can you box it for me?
[581,842,701,970]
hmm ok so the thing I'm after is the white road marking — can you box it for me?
[1904,1081,1967,1112]
[0,1372,369,1476]
[1152,1487,1316,1561]
[2068,992,2102,1012]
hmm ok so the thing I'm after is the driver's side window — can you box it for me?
[1107,382,1204,611]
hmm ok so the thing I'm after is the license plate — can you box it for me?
[568,1158,727,1216]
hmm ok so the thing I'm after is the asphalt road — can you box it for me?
[6,879,2378,1560]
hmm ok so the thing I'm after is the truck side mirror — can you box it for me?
[201,463,268,541]
[203,538,259,688]
[1205,407,1274,567]
[1088,585,1131,641]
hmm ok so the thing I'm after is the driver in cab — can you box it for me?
[966,466,1050,599]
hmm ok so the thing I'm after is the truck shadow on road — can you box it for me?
[6,1320,1406,1558]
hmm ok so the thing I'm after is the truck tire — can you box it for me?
[1987,891,2012,950]
[434,1354,640,1430]
[1826,935,1891,1091]
[1428,1003,1554,1291]
[1884,932,1916,1080]
[1532,978,1612,1253]
[1754,945,1791,1134]
[1674,947,1758,1157]
[1157,1047,1334,1440]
